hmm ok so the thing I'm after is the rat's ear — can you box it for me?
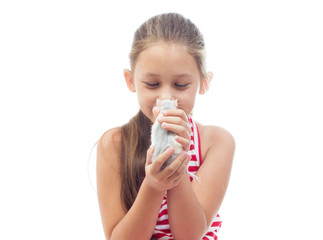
[124,69,136,92]
[199,72,213,95]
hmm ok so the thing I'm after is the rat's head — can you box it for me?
[156,99,178,111]
[124,13,213,122]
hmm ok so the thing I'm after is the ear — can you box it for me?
[124,69,136,92]
[199,72,213,95]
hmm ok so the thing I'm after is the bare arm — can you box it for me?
[167,126,235,239]
[97,128,164,240]
[167,176,208,239]
[97,128,191,240]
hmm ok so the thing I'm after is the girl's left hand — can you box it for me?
[153,107,192,152]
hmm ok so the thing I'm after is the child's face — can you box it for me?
[128,42,203,122]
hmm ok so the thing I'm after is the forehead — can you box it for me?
[134,42,201,78]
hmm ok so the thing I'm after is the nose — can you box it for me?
[159,86,174,100]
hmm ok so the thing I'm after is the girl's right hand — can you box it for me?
[145,146,191,192]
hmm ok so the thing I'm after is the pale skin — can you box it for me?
[97,41,235,240]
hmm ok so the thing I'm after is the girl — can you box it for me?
[97,13,235,240]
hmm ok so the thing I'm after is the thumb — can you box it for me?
[146,146,155,166]
[152,106,160,119]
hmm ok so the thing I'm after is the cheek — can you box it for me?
[137,90,155,106]
[136,91,157,120]
[183,99,196,115]
[179,84,200,114]
[178,94,197,115]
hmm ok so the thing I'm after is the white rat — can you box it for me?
[151,99,182,169]
[150,99,200,182]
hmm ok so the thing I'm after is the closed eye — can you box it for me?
[175,83,190,88]
[144,82,159,87]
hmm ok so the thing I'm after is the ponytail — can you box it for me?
[120,110,152,211]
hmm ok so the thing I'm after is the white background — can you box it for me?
[1,0,322,239]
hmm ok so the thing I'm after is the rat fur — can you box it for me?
[151,99,182,169]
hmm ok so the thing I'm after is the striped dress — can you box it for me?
[152,115,222,240]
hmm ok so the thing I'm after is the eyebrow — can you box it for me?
[143,73,193,78]
[143,73,160,77]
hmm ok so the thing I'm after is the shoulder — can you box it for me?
[97,127,127,238]
[198,124,235,146]
[97,127,122,171]
[99,127,122,150]
[196,123,235,161]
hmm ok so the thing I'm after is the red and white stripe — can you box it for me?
[152,115,222,240]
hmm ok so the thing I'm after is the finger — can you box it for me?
[160,151,189,179]
[150,147,175,173]
[167,154,191,182]
[175,136,190,152]
[146,146,155,166]
[162,109,188,122]
[161,122,190,140]
[159,108,191,132]
[157,116,190,129]
[158,116,191,140]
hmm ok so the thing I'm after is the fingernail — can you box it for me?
[162,122,167,128]
[168,147,175,153]
[181,151,189,158]
[150,145,155,151]
[184,152,191,159]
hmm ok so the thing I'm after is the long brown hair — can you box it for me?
[120,13,207,211]
[120,110,152,211]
